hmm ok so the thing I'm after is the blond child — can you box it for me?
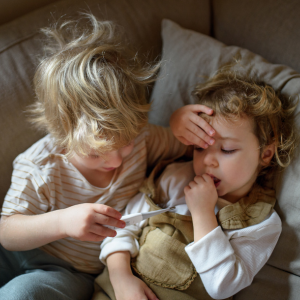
[98,68,298,300]
[0,14,215,300]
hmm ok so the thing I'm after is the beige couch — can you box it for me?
[1,1,300,299]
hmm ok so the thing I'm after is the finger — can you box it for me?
[184,186,191,194]
[94,213,126,229]
[189,113,215,137]
[177,136,194,146]
[92,204,122,219]
[188,181,197,189]
[201,174,214,183]
[90,223,117,238]
[186,122,215,145]
[144,285,159,300]
[86,232,107,242]
[182,130,209,149]
[193,176,205,184]
[187,104,214,115]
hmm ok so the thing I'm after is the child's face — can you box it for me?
[71,141,135,173]
[193,115,265,203]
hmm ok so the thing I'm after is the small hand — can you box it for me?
[170,104,215,148]
[184,174,218,214]
[113,273,158,300]
[184,174,219,241]
[60,203,125,242]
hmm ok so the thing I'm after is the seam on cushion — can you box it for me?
[265,263,297,276]
[0,32,38,54]
[278,74,300,91]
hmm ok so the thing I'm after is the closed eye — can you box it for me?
[221,149,236,154]
[88,154,99,159]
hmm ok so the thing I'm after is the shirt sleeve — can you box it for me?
[145,124,187,168]
[100,192,151,265]
[1,155,51,216]
[185,210,282,299]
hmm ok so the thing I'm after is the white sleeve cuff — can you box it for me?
[185,226,234,273]
[100,234,140,265]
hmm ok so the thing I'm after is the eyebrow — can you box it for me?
[218,136,241,142]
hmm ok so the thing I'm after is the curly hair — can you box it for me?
[28,14,159,156]
[192,66,299,184]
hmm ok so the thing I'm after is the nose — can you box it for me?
[107,150,123,168]
[203,151,218,167]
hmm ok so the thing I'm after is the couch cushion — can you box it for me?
[0,0,211,209]
[212,0,300,74]
[235,264,300,300]
[0,0,58,26]
[148,19,300,299]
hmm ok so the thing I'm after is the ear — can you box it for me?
[260,143,275,166]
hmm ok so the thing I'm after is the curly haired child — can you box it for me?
[98,67,298,300]
[0,14,216,300]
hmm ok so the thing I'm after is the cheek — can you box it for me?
[193,152,205,175]
[122,144,134,157]
[224,154,259,181]
[84,157,106,168]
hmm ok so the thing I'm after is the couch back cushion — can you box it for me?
[0,0,59,26]
[0,0,211,208]
[212,0,300,74]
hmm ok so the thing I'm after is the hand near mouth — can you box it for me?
[184,174,219,241]
[184,174,218,215]
[206,174,221,188]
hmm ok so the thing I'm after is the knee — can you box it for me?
[0,273,48,300]
[0,270,94,300]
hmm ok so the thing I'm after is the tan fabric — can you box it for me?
[134,227,197,290]
[93,264,221,300]
[217,184,276,230]
[93,268,115,300]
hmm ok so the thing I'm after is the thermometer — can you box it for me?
[105,207,175,230]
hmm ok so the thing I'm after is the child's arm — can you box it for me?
[107,252,158,300]
[186,213,281,298]
[184,176,282,298]
[101,193,157,300]
[100,192,150,263]
[170,104,215,148]
[0,203,125,251]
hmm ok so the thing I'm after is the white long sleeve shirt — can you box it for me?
[100,161,282,299]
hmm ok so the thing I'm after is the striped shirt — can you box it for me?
[1,124,187,274]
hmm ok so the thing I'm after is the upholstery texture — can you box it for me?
[212,0,300,73]
[0,0,58,25]
[148,19,300,300]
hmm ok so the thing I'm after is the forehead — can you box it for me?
[211,115,256,142]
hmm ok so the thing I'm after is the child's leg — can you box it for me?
[0,245,96,300]
[0,244,21,286]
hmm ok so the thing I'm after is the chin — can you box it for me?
[217,190,224,197]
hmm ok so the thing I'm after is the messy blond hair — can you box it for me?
[29,14,159,156]
[193,67,299,183]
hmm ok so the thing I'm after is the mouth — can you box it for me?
[207,174,221,188]
[103,167,116,171]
